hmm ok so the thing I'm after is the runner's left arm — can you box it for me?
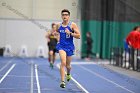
[71,22,80,39]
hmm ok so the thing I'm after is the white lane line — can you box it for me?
[80,65,135,93]
[0,58,14,72]
[70,77,89,93]
[71,62,109,65]
[0,64,16,84]
[30,61,34,93]
[0,88,52,90]
[0,75,46,78]
[56,63,89,93]
[35,64,41,93]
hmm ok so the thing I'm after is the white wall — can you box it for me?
[0,19,81,58]
[0,0,81,58]
[0,0,33,19]
[0,20,6,46]
[35,0,79,20]
[0,0,79,20]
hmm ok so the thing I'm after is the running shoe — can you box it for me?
[50,62,53,69]
[66,74,71,82]
[60,81,65,88]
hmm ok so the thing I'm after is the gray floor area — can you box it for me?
[85,58,140,80]
[100,63,140,80]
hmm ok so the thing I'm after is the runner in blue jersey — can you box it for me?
[56,9,80,88]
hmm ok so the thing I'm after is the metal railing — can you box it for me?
[110,47,140,72]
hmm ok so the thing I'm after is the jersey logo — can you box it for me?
[59,30,65,33]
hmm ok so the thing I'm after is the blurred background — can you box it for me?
[0,0,140,59]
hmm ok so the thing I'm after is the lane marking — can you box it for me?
[35,64,41,93]
[80,65,135,93]
[30,61,34,93]
[71,62,109,65]
[0,75,46,78]
[56,63,89,93]
[0,64,16,84]
[0,58,14,72]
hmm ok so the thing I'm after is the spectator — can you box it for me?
[85,31,94,60]
[126,26,140,70]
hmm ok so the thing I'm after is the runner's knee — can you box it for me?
[61,62,66,67]
[49,51,53,55]
[66,64,71,69]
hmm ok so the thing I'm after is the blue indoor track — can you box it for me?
[0,57,140,93]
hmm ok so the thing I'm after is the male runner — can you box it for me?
[56,9,80,88]
[46,23,58,68]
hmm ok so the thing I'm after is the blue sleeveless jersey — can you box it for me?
[56,22,75,56]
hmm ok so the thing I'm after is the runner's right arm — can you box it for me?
[46,30,51,42]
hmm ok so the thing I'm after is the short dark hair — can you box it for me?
[51,23,56,28]
[61,9,70,15]
[87,32,91,35]
[133,26,140,31]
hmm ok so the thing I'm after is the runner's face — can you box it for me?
[61,12,70,21]
[52,25,57,31]
[137,27,140,32]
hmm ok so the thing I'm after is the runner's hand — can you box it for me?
[65,28,71,35]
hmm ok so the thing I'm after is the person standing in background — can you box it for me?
[85,31,94,60]
[126,26,140,48]
[126,26,140,70]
